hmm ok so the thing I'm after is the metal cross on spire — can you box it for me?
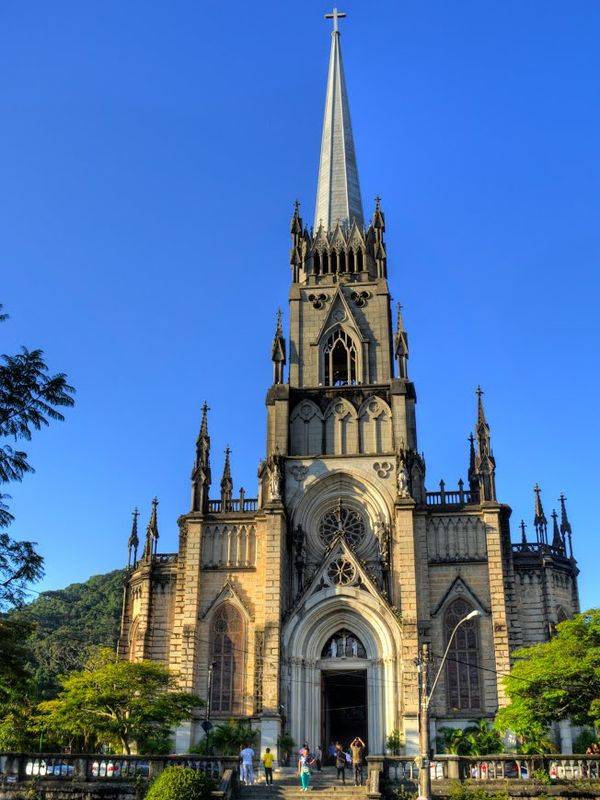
[325,7,346,32]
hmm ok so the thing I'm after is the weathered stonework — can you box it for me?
[117,16,580,758]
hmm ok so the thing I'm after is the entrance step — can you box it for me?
[240,770,368,799]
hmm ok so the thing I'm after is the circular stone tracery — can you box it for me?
[318,504,366,548]
[327,558,356,586]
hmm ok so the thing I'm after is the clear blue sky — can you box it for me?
[1,0,599,609]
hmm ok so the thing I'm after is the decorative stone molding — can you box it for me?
[289,464,309,482]
[350,289,370,307]
[307,292,329,310]
[373,461,393,479]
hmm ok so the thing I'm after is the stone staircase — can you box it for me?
[239,767,368,800]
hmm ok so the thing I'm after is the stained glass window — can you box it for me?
[210,604,243,714]
[444,599,481,711]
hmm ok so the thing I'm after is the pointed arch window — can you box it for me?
[323,328,358,386]
[314,251,321,275]
[210,604,244,714]
[444,599,481,711]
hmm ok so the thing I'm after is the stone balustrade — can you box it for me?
[366,754,600,797]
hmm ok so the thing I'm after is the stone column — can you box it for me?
[482,505,512,707]
[259,508,286,759]
[392,499,420,751]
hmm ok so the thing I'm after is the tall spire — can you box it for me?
[314,8,364,231]
[127,507,140,568]
[533,483,548,544]
[221,446,233,511]
[271,308,286,385]
[559,493,573,557]
[191,402,211,514]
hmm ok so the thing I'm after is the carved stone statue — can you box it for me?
[329,638,337,658]
[267,453,282,502]
[397,458,410,498]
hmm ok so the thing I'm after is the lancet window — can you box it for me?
[210,604,243,714]
[444,599,481,711]
[323,328,358,386]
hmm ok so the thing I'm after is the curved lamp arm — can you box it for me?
[426,609,481,708]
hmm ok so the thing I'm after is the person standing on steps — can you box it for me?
[350,737,365,786]
[240,743,255,786]
[314,745,322,772]
[334,742,346,784]
[298,749,314,792]
[262,748,274,786]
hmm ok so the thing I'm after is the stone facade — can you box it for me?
[118,18,580,757]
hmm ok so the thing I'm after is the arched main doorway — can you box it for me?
[282,593,401,754]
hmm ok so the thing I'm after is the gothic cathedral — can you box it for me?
[119,14,580,757]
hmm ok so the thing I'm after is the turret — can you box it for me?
[559,493,574,557]
[127,507,140,567]
[220,447,233,512]
[533,484,548,545]
[474,386,497,502]
[191,402,211,514]
[551,509,564,553]
[394,302,409,379]
[143,497,159,561]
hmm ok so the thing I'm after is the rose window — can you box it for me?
[319,504,366,549]
[327,558,356,586]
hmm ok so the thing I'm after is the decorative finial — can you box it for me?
[533,483,548,545]
[324,7,346,32]
[221,446,233,510]
[127,507,140,567]
[520,520,528,546]
[551,509,563,551]
[559,493,573,557]
[294,199,300,214]
[375,195,382,210]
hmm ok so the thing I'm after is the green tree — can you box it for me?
[13,569,125,698]
[437,721,503,756]
[495,610,600,742]
[437,726,473,755]
[464,719,503,755]
[36,647,203,754]
[194,719,257,756]
[0,304,75,610]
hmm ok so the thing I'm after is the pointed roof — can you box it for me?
[271,309,286,363]
[221,446,233,496]
[559,493,572,536]
[394,302,408,356]
[128,507,140,550]
[147,497,159,542]
[533,483,548,543]
[314,9,364,231]
[551,510,563,550]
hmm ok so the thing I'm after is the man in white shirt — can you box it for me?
[240,745,255,785]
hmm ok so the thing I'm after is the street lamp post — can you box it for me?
[203,662,216,755]
[417,609,481,800]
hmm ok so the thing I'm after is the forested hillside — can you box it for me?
[11,570,124,698]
